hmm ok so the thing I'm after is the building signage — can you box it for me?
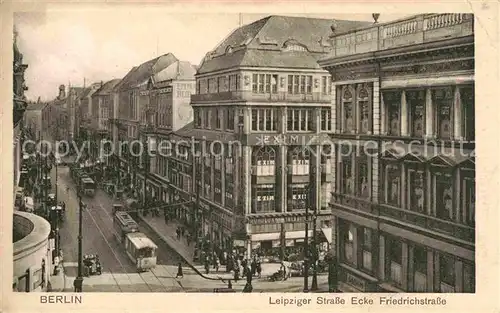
[157,86,173,94]
[140,91,150,96]
[346,272,366,291]
[247,133,331,146]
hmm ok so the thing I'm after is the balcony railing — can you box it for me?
[331,193,474,243]
[323,13,474,60]
[191,91,331,103]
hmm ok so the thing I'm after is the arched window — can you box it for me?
[254,146,276,176]
[342,86,354,133]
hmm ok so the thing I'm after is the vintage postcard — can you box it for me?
[1,1,499,312]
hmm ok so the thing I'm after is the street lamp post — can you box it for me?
[74,193,84,292]
[311,210,318,291]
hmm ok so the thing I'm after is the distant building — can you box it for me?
[24,102,49,139]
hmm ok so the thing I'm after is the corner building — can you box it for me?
[318,13,475,292]
[188,16,371,256]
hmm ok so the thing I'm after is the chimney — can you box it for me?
[58,84,66,99]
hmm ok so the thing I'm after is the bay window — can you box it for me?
[287,75,313,94]
[433,170,453,220]
[406,89,425,137]
[287,108,313,131]
[439,254,455,292]
[460,85,475,141]
[384,163,401,206]
[252,184,275,213]
[433,87,453,140]
[407,165,425,213]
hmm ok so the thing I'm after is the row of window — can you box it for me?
[250,107,332,132]
[196,73,332,95]
[338,152,475,227]
[194,107,235,131]
[336,83,475,140]
[340,220,475,292]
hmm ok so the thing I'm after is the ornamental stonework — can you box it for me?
[382,59,474,77]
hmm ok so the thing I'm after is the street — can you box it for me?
[53,165,232,292]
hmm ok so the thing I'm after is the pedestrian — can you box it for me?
[233,266,239,282]
[176,263,183,279]
[204,260,210,275]
[181,227,185,237]
[53,255,60,276]
[251,259,257,277]
[256,261,262,278]
[176,228,181,240]
[214,257,220,273]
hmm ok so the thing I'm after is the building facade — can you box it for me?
[24,102,49,141]
[90,79,121,163]
[13,26,29,127]
[78,83,102,159]
[161,16,371,256]
[318,13,475,293]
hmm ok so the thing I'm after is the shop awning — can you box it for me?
[321,228,333,244]
[250,230,313,242]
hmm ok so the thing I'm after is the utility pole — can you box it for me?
[74,193,84,292]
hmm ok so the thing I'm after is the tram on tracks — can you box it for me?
[113,211,158,272]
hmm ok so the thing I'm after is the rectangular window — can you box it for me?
[204,109,211,129]
[321,76,332,95]
[433,87,453,139]
[226,108,234,131]
[343,223,355,265]
[461,86,474,141]
[287,108,313,131]
[341,85,354,133]
[361,227,373,272]
[387,236,403,287]
[293,75,300,94]
[287,183,308,211]
[215,108,221,129]
[384,91,401,136]
[434,171,453,220]
[287,75,293,94]
[408,168,425,213]
[341,155,354,195]
[462,176,475,226]
[208,78,218,94]
[413,245,428,292]
[194,109,202,128]
[251,108,277,131]
[385,163,401,206]
[439,254,456,292]
[357,154,369,198]
[320,108,332,131]
[252,184,275,213]
[258,74,265,93]
[357,84,371,134]
[406,89,425,137]
[286,75,313,94]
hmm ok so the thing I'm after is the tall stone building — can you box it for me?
[318,13,475,293]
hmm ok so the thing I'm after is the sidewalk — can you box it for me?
[48,257,68,292]
[139,214,324,283]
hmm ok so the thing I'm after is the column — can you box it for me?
[243,145,252,215]
[371,157,379,203]
[373,81,381,135]
[401,242,409,290]
[331,84,337,132]
[400,91,408,136]
[425,88,434,138]
[279,145,287,213]
[426,250,434,292]
[453,86,463,140]
[454,259,464,292]
[378,234,386,280]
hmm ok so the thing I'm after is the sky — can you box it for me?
[14,9,409,101]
